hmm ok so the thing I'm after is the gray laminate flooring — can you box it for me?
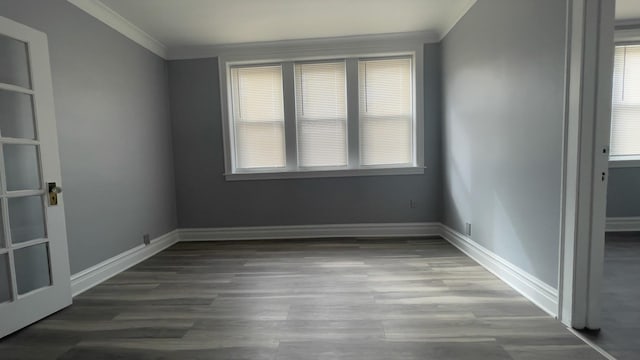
[0,238,604,359]
[583,232,640,359]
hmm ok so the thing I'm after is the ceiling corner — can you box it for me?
[67,0,168,59]
[438,0,477,41]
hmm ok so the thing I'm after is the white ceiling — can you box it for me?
[616,0,640,22]
[72,0,640,59]
[98,0,476,48]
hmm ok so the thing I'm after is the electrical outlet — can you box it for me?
[143,234,151,246]
[465,223,472,237]
[410,200,417,209]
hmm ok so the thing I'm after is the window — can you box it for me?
[230,65,285,169]
[295,61,347,168]
[610,44,640,164]
[359,58,413,166]
[222,50,423,180]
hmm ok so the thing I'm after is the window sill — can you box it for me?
[224,166,425,181]
[609,157,640,168]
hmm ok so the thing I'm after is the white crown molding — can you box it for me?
[67,0,168,58]
[606,217,640,232]
[179,222,441,241]
[70,230,179,297]
[439,225,559,317]
[439,0,477,40]
[615,26,640,43]
[615,19,640,44]
[167,31,440,60]
[616,19,640,28]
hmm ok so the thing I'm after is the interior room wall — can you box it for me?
[607,168,640,217]
[441,0,568,288]
[168,43,443,228]
[0,0,177,274]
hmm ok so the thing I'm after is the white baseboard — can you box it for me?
[439,225,559,317]
[606,216,640,232]
[178,222,441,241]
[70,230,179,297]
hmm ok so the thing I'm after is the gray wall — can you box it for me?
[607,168,640,217]
[441,0,567,288]
[0,0,177,274]
[168,44,442,228]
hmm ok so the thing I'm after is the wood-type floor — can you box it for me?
[583,232,640,359]
[0,238,605,359]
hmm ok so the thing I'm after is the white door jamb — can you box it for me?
[558,0,615,330]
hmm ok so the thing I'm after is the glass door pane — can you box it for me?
[8,196,45,244]
[14,243,50,295]
[0,207,5,248]
[0,34,31,89]
[3,144,41,191]
[0,254,10,303]
[0,90,36,139]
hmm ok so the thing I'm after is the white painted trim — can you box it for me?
[179,223,440,242]
[439,0,476,40]
[217,38,426,181]
[70,230,179,297]
[439,225,559,317]
[609,159,640,168]
[558,0,615,330]
[66,0,168,58]
[224,166,425,181]
[615,24,640,43]
[606,217,640,232]
[168,31,438,60]
[616,19,640,28]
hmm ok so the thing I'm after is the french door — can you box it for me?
[0,16,71,338]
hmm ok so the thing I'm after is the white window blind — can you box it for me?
[294,61,347,167]
[230,65,286,169]
[358,57,413,166]
[611,45,640,159]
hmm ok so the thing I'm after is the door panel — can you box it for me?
[0,16,71,339]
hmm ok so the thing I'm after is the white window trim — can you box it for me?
[614,22,640,44]
[218,35,426,181]
[609,35,640,168]
[609,156,640,168]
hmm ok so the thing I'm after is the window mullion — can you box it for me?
[346,58,360,169]
[281,62,298,171]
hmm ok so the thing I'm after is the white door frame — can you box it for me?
[0,16,72,338]
[558,0,615,330]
